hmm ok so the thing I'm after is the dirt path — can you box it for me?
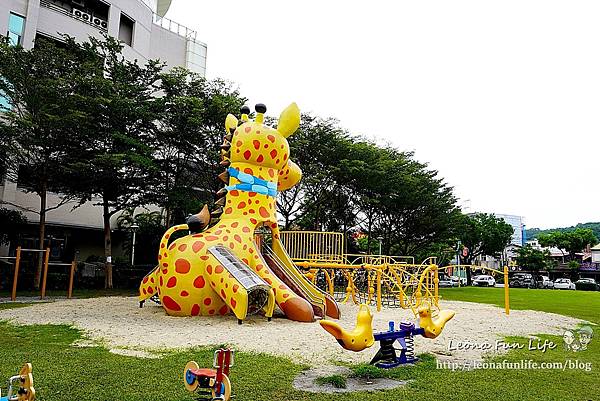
[0,297,583,366]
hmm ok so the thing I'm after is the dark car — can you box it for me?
[509,273,535,288]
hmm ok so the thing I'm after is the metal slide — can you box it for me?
[263,240,340,319]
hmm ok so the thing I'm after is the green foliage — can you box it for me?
[0,207,26,245]
[538,228,597,260]
[315,374,347,388]
[567,260,580,270]
[457,213,514,263]
[350,363,384,379]
[527,222,600,241]
[514,244,553,273]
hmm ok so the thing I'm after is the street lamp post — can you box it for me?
[130,224,139,266]
[377,236,383,256]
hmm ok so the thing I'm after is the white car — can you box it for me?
[473,275,496,287]
[553,278,576,290]
[438,276,454,287]
[450,276,467,286]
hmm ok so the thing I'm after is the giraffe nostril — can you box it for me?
[255,103,267,114]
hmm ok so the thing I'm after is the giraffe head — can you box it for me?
[225,103,300,171]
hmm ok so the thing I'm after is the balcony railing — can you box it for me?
[40,0,108,32]
[152,13,197,41]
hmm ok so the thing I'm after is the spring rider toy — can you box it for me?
[184,349,234,401]
[320,302,455,368]
[0,363,35,401]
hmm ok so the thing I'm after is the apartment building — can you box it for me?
[0,0,207,261]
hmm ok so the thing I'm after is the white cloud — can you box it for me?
[168,0,599,228]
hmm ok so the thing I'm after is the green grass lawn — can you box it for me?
[439,286,600,323]
[0,288,598,400]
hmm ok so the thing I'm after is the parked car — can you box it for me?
[553,278,576,290]
[438,276,454,287]
[450,276,467,286]
[473,275,496,287]
[510,273,535,289]
[575,278,599,291]
[536,275,554,289]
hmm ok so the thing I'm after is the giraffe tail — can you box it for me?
[139,224,189,306]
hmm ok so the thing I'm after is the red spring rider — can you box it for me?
[183,349,234,401]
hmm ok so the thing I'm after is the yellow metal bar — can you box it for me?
[504,265,510,315]
[11,247,21,301]
[434,264,439,305]
[67,261,76,299]
[376,268,382,312]
[40,247,50,299]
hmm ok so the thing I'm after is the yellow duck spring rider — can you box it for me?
[0,363,35,401]
[139,103,340,323]
[320,303,455,368]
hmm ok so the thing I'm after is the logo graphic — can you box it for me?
[563,326,593,352]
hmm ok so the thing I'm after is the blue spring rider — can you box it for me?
[184,349,234,401]
[370,321,424,369]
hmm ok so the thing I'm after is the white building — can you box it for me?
[494,214,525,246]
[0,0,206,260]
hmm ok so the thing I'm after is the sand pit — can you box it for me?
[0,297,583,366]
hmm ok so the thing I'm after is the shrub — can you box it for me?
[315,374,347,388]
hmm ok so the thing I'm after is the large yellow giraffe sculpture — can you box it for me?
[140,103,340,322]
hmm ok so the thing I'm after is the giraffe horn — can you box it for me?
[220,159,231,167]
[211,207,224,217]
[225,133,233,142]
[221,142,231,151]
[214,197,227,207]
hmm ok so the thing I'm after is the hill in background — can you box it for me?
[526,222,600,240]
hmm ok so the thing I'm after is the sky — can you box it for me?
[168,0,599,229]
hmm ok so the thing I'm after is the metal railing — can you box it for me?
[40,0,108,32]
[152,13,197,40]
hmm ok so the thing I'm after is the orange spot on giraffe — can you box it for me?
[215,265,224,274]
[178,244,187,252]
[267,134,275,143]
[233,284,239,293]
[257,154,264,162]
[238,202,247,209]
[234,234,242,243]
[204,298,212,306]
[270,149,278,159]
[180,290,189,297]
[225,207,233,214]
[245,126,252,133]
[193,276,205,288]
[244,168,253,175]
[242,227,250,233]
[253,140,260,150]
[175,259,191,274]
[230,190,239,196]
[162,296,181,311]
[259,207,269,218]
[231,298,237,308]
[205,235,219,241]
[231,222,239,228]
[243,150,252,160]
[206,265,212,274]
[166,277,177,288]
[191,241,204,253]
[219,305,229,315]
[191,304,200,316]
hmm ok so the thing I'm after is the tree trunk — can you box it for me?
[103,198,113,289]
[33,184,47,289]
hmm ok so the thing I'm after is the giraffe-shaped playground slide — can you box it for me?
[139,103,340,322]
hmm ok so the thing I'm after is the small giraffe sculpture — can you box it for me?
[140,103,324,322]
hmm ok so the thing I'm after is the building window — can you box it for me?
[7,13,26,46]
[118,13,134,47]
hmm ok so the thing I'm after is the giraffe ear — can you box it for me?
[277,103,300,138]
[225,114,238,134]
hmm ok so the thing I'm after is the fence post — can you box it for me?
[40,248,50,299]
[11,247,21,301]
[504,265,510,315]
[376,266,382,312]
[67,261,76,299]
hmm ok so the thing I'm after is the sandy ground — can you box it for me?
[0,297,584,366]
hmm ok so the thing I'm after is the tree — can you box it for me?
[457,213,514,284]
[150,68,246,226]
[0,208,27,246]
[538,228,598,261]
[515,244,553,280]
[67,36,163,288]
[0,37,86,287]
